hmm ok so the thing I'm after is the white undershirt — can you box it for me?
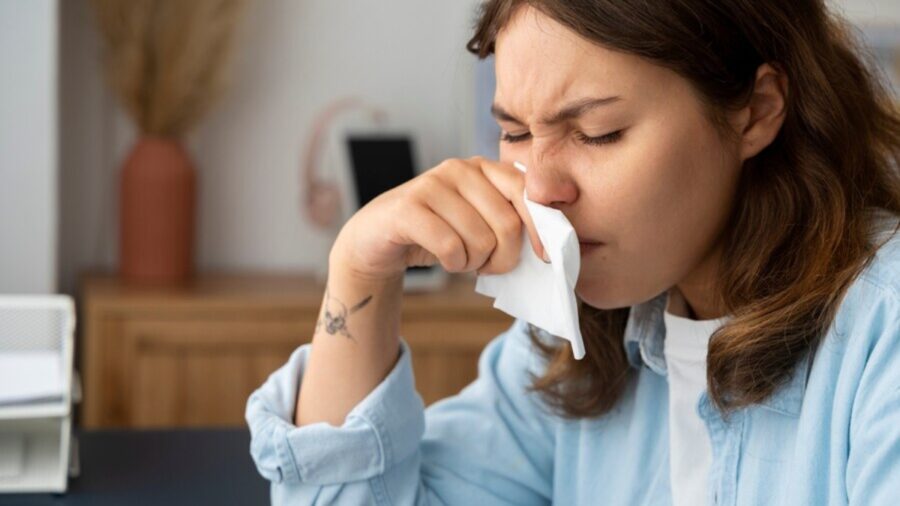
[663,288,731,506]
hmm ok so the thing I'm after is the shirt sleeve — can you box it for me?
[245,319,556,505]
[845,289,900,505]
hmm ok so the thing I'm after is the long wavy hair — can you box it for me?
[468,0,900,417]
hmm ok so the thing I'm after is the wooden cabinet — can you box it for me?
[79,272,513,428]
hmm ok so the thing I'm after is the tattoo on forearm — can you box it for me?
[316,287,373,341]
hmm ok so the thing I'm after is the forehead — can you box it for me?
[493,6,674,114]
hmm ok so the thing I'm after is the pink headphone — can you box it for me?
[300,98,387,229]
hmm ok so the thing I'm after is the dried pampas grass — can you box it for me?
[91,0,248,137]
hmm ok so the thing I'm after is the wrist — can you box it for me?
[328,244,405,287]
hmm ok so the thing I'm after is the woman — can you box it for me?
[247,0,900,504]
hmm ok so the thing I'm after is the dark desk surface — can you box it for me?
[0,429,269,505]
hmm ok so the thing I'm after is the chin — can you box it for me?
[575,278,622,310]
[576,276,659,311]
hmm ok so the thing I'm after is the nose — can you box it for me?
[524,160,578,208]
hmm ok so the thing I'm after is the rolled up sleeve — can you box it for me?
[246,338,425,486]
[246,319,555,505]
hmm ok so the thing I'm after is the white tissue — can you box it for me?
[475,162,585,359]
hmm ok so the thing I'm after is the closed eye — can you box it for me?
[500,131,531,143]
[575,130,624,146]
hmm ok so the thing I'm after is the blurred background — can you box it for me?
[0,0,897,432]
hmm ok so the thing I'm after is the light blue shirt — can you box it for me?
[246,218,900,505]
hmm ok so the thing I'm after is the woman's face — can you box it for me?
[494,6,743,311]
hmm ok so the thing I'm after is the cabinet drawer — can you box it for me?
[80,271,516,429]
[85,317,315,428]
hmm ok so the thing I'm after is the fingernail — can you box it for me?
[542,251,550,263]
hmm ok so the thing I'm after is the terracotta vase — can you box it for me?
[119,137,196,284]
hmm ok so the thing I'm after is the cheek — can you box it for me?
[578,117,738,302]
[584,125,700,247]
[621,116,733,244]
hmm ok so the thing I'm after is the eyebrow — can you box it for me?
[490,95,622,126]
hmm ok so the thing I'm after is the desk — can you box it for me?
[0,429,269,505]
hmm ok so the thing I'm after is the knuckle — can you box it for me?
[414,173,441,195]
[438,236,464,268]
[498,214,522,239]
[454,159,480,179]
[435,160,472,187]
[476,232,498,254]
[477,262,497,276]
[434,157,462,175]
[494,254,519,273]
[483,249,518,274]
[434,158,484,190]
[458,236,491,271]
[434,158,455,170]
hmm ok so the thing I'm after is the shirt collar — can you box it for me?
[623,290,669,375]
[622,290,811,416]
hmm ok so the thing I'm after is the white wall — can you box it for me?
[831,0,900,24]
[0,0,58,294]
[57,0,481,293]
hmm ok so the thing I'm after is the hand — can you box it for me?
[330,156,547,282]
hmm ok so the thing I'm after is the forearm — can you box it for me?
[295,250,404,427]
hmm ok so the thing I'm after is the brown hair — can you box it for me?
[468,0,900,417]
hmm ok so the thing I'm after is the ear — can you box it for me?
[732,63,788,161]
